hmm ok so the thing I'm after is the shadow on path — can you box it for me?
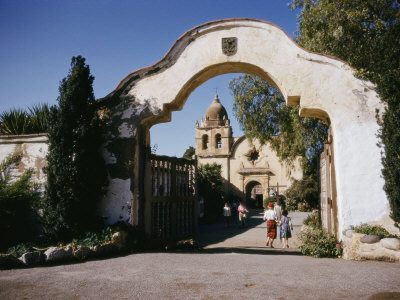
[198,209,265,247]
[198,209,307,254]
[198,247,303,256]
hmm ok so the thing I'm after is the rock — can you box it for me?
[92,243,116,257]
[19,251,44,266]
[111,231,128,250]
[345,230,354,238]
[44,246,73,262]
[360,235,381,244]
[359,247,400,262]
[73,246,92,260]
[380,238,400,251]
[359,243,378,253]
[342,233,365,261]
[0,254,25,269]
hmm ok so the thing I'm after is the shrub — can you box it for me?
[285,176,319,211]
[0,153,41,250]
[7,243,33,257]
[299,227,342,258]
[70,227,114,248]
[351,224,394,239]
[303,211,320,229]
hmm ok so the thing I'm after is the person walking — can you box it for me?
[280,210,293,248]
[223,202,232,227]
[274,199,283,242]
[263,202,277,248]
[237,201,249,228]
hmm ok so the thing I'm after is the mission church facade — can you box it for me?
[195,94,302,207]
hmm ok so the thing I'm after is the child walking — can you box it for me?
[223,202,232,227]
[280,210,293,248]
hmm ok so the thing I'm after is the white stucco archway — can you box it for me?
[101,18,389,238]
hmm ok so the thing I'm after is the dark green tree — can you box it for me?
[42,56,106,241]
[182,146,195,160]
[198,163,224,222]
[292,0,400,222]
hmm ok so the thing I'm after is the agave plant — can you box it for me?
[0,103,51,135]
[0,108,31,135]
[28,103,50,133]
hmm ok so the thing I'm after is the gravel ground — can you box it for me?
[1,211,399,299]
[1,252,399,299]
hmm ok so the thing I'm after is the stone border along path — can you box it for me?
[198,210,309,252]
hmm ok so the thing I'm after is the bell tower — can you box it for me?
[195,94,233,158]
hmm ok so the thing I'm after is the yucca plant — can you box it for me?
[0,103,50,135]
[28,103,50,133]
[0,108,31,135]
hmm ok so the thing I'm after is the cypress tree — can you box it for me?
[43,56,106,241]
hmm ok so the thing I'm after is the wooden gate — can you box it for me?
[320,127,338,237]
[145,154,198,240]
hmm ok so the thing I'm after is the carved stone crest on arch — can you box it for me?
[222,37,237,56]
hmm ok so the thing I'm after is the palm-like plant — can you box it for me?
[28,103,50,133]
[0,103,50,135]
[0,109,31,135]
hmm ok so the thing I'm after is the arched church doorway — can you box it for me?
[245,181,263,209]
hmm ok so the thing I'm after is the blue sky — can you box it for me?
[0,0,299,156]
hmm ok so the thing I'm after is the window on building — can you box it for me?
[215,134,222,149]
[202,135,209,149]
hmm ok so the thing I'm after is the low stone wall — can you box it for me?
[342,230,400,262]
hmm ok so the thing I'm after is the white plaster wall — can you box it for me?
[0,134,132,225]
[98,177,132,224]
[120,19,388,238]
[0,134,48,189]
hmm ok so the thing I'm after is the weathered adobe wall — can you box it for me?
[0,131,135,225]
[98,18,392,238]
[0,134,48,189]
